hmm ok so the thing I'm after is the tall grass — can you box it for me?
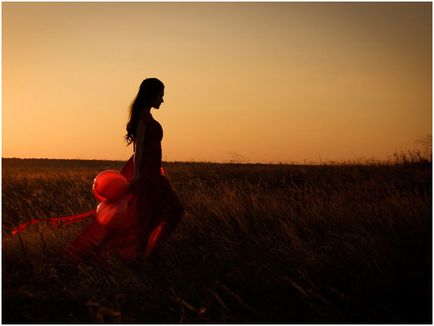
[2,158,431,323]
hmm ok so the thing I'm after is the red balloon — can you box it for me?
[93,170,129,201]
[92,186,106,202]
[96,197,128,228]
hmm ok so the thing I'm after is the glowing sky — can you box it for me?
[3,2,432,163]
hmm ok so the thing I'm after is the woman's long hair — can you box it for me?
[125,78,165,145]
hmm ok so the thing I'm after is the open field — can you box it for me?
[2,157,432,323]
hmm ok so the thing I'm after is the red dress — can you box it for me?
[66,112,184,263]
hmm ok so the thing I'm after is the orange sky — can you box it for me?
[3,2,432,163]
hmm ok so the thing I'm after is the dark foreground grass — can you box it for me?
[2,158,432,323]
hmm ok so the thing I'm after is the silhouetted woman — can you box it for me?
[122,77,184,260]
[67,78,184,263]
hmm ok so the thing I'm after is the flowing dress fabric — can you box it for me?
[67,113,184,263]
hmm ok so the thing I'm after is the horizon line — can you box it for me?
[3,154,430,166]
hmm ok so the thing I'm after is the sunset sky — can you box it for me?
[3,2,432,163]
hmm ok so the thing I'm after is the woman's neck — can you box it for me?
[141,107,151,115]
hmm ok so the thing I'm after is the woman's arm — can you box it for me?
[133,118,146,181]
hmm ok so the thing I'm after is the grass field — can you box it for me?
[2,157,432,323]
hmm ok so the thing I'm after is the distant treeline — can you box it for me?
[1,158,283,170]
[2,151,432,170]
[2,158,126,170]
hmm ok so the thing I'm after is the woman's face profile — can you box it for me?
[151,90,165,109]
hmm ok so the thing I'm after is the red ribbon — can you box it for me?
[10,209,96,236]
